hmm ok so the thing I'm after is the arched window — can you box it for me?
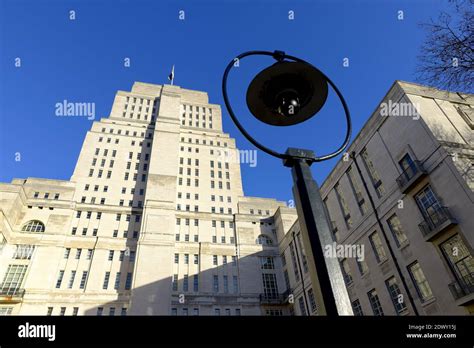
[21,220,45,233]
[257,234,273,246]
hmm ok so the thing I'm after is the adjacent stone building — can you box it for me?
[279,81,473,315]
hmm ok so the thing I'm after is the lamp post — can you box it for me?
[222,50,353,315]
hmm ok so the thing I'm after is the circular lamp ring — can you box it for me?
[221,50,352,162]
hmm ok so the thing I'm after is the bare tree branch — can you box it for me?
[416,0,474,93]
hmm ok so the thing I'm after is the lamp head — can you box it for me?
[246,61,328,126]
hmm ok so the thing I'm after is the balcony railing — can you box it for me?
[418,206,457,241]
[396,161,427,193]
[0,288,25,302]
[260,290,291,305]
[448,273,474,305]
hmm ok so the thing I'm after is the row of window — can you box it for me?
[47,306,125,316]
[175,218,234,228]
[63,248,135,262]
[176,205,233,214]
[171,308,240,316]
[47,306,128,316]
[75,211,141,222]
[172,274,239,294]
[99,126,152,139]
[296,288,318,315]
[71,226,139,239]
[249,209,271,216]
[55,270,133,290]
[174,233,235,244]
[180,137,224,147]
[182,104,213,115]
[352,261,433,316]
[32,192,60,200]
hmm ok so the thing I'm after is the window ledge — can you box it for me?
[420,296,436,307]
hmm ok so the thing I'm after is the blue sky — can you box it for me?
[0,0,451,203]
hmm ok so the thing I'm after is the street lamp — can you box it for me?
[222,50,353,315]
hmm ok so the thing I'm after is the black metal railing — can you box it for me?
[259,290,292,304]
[448,273,474,301]
[418,206,457,237]
[396,161,426,190]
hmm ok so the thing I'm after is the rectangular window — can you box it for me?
[79,271,88,289]
[341,259,353,285]
[387,214,408,247]
[68,271,76,289]
[262,273,278,299]
[125,273,132,290]
[352,299,363,316]
[193,275,199,292]
[1,265,27,293]
[13,245,35,260]
[347,166,368,215]
[223,275,228,293]
[439,234,474,294]
[307,288,317,313]
[103,272,110,289]
[172,274,178,291]
[369,232,387,263]
[183,275,189,292]
[356,258,369,275]
[334,182,353,229]
[289,242,300,282]
[233,276,239,293]
[260,257,275,269]
[298,297,307,316]
[415,185,442,220]
[386,277,407,314]
[368,289,384,316]
[213,275,219,293]
[55,270,65,289]
[114,272,121,290]
[408,261,433,302]
[360,148,385,197]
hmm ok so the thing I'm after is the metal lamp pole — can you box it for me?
[222,50,354,315]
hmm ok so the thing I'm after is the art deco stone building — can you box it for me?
[0,83,290,316]
[278,81,474,316]
[0,81,472,316]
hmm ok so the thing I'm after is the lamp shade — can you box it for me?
[246,61,328,126]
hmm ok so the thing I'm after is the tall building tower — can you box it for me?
[0,83,291,316]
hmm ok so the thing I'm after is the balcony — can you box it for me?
[396,161,427,193]
[418,206,458,241]
[448,273,474,306]
[259,290,291,305]
[0,288,25,303]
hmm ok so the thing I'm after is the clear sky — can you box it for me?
[0,0,452,204]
